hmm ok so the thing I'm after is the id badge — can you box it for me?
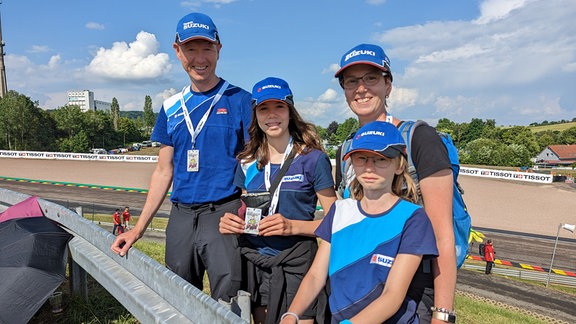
[187,149,199,172]
[244,207,262,235]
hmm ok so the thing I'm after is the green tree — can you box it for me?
[111,97,120,131]
[499,126,539,157]
[558,126,576,144]
[143,95,155,138]
[328,133,339,146]
[436,118,456,135]
[335,118,358,144]
[52,105,86,139]
[315,125,328,141]
[502,143,532,167]
[326,121,339,137]
[450,123,466,148]
[80,109,115,150]
[118,117,141,147]
[0,91,56,151]
[33,109,58,151]
[480,119,498,140]
[325,146,337,160]
[460,118,485,146]
[57,130,90,153]
[534,130,557,151]
[462,138,504,165]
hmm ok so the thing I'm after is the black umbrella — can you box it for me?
[0,196,72,324]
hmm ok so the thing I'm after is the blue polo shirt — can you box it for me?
[152,79,252,204]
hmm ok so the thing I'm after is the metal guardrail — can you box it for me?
[462,263,576,287]
[0,188,248,323]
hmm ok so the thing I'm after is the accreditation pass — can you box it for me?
[187,149,199,172]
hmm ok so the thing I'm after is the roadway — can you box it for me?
[0,177,573,272]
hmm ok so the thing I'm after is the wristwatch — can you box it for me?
[431,307,456,323]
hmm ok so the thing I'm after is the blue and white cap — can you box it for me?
[176,12,220,44]
[334,43,392,80]
[344,121,405,160]
[251,77,294,108]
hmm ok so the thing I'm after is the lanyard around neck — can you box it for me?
[264,136,294,215]
[179,81,229,149]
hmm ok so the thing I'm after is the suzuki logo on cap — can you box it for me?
[345,49,376,62]
[358,130,386,137]
[261,84,282,91]
[183,21,210,30]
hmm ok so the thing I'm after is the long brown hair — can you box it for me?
[237,104,323,170]
[349,155,419,203]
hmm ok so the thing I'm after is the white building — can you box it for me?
[67,90,111,112]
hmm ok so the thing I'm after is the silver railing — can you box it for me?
[462,264,576,287]
[0,188,249,324]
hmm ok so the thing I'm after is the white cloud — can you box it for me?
[153,88,178,112]
[294,88,354,127]
[562,62,576,73]
[47,55,61,69]
[86,22,105,30]
[85,31,172,80]
[513,96,565,117]
[474,0,530,25]
[29,45,51,53]
[366,0,386,5]
[317,88,339,102]
[373,0,576,125]
[181,0,237,9]
[323,63,340,75]
[389,87,419,109]
[6,54,77,108]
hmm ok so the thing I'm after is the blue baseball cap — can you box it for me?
[343,121,405,160]
[334,44,392,80]
[175,13,220,44]
[251,77,294,108]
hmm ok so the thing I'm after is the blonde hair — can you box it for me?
[349,155,418,203]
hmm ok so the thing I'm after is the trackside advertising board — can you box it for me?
[460,167,552,184]
[0,150,158,163]
[0,151,555,183]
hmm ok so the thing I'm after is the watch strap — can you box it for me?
[432,310,456,323]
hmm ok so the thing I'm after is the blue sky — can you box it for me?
[2,0,575,127]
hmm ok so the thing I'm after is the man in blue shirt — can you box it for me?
[111,12,252,302]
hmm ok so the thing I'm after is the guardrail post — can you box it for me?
[70,259,88,300]
[70,206,88,300]
[219,290,251,322]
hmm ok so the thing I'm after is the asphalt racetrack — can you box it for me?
[1,158,576,322]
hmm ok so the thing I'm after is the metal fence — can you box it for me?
[0,188,248,324]
[462,264,576,287]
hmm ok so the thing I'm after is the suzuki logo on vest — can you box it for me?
[370,254,394,267]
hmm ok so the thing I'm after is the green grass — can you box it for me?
[455,293,551,324]
[86,213,168,231]
[528,122,576,133]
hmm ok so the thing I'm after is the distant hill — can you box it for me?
[528,121,576,133]
[119,111,144,119]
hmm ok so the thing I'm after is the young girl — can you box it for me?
[281,121,438,324]
[219,77,337,324]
